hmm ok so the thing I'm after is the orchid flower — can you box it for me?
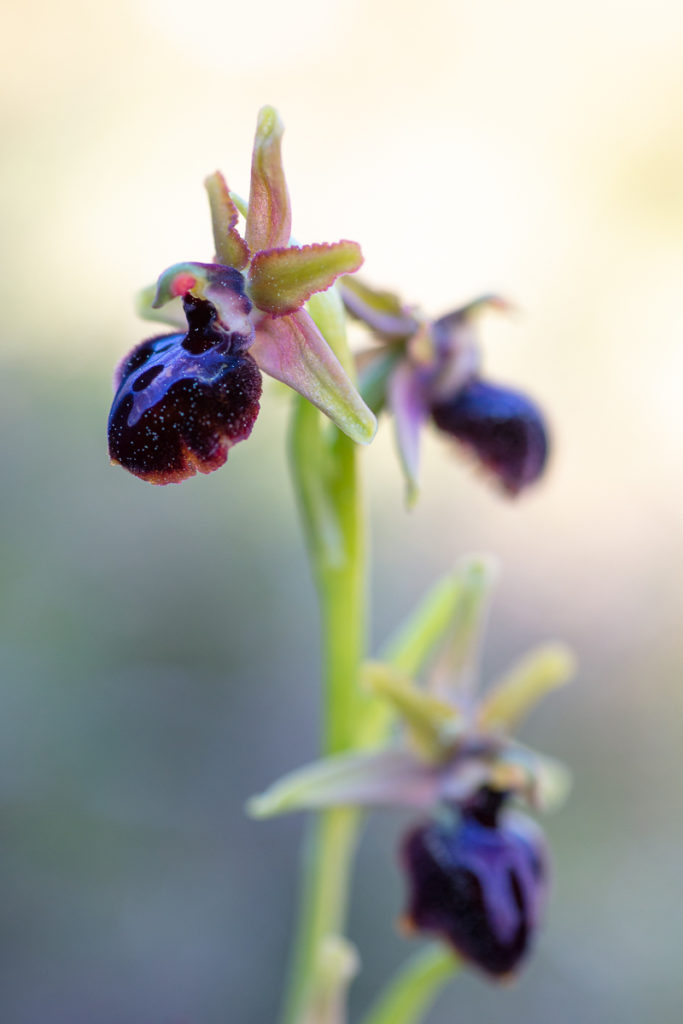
[108,107,376,484]
[339,277,548,503]
[249,557,575,977]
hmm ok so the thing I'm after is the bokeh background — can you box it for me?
[2,0,683,1021]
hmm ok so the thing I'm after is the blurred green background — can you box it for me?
[2,0,683,1021]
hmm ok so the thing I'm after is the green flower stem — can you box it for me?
[283,290,368,1024]
[359,947,460,1024]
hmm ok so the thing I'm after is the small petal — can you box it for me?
[339,276,420,339]
[247,749,440,818]
[430,294,512,358]
[362,662,460,763]
[251,309,377,444]
[401,796,548,977]
[248,241,363,317]
[495,745,573,813]
[477,644,575,734]
[430,378,549,495]
[204,171,250,270]
[245,106,292,253]
[387,362,430,504]
[109,295,262,484]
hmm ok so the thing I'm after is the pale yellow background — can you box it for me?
[1,1,682,1022]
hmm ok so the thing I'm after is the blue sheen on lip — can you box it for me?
[108,295,261,485]
[430,378,549,495]
[401,791,548,977]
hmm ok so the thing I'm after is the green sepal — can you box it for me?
[362,662,460,762]
[251,309,377,445]
[306,286,355,377]
[355,568,475,749]
[357,347,402,415]
[339,276,419,339]
[247,748,437,818]
[477,643,576,733]
[245,105,292,253]
[248,241,363,317]
[428,555,498,699]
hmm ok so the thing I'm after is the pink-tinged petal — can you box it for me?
[204,171,250,270]
[251,309,377,444]
[429,295,510,386]
[248,241,363,316]
[339,276,421,339]
[247,749,440,818]
[388,362,430,503]
[244,106,292,253]
[153,262,254,349]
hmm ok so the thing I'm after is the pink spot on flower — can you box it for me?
[170,272,198,298]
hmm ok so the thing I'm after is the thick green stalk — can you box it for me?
[283,308,368,1024]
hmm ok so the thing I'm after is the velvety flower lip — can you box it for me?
[108,292,262,484]
[431,378,549,496]
[401,789,548,978]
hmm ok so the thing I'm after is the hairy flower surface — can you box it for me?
[109,108,376,484]
[402,788,548,977]
[340,278,549,501]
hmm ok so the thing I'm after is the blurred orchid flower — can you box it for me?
[249,557,575,977]
[108,107,376,484]
[340,278,549,503]
[401,786,549,977]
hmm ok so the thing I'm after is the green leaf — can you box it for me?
[477,643,576,733]
[359,946,459,1024]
